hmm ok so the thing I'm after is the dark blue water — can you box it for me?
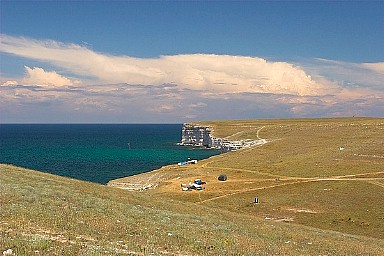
[0,124,219,184]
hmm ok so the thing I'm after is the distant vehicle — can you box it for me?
[181,179,206,191]
[194,179,206,185]
[178,159,198,166]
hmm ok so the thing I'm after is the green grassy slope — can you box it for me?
[2,118,384,255]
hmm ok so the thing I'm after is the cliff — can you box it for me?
[180,123,212,147]
[180,123,266,152]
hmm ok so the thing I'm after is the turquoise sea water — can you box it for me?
[0,124,219,184]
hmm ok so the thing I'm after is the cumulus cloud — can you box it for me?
[21,66,77,86]
[1,80,18,86]
[1,34,330,96]
[1,34,384,122]
[156,54,332,96]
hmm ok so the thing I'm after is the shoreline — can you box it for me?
[107,122,269,190]
[1,123,219,185]
[106,150,225,190]
[106,117,383,190]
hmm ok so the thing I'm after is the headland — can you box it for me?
[108,117,384,240]
[2,117,384,255]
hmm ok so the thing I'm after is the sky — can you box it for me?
[1,1,383,123]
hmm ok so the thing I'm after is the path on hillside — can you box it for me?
[256,126,265,140]
[196,171,384,204]
[224,125,264,140]
[200,125,268,168]
[196,125,384,204]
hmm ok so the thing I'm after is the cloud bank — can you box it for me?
[1,34,383,122]
[1,34,332,96]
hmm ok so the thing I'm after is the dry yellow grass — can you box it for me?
[2,117,384,255]
[112,117,384,240]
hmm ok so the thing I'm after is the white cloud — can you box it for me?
[1,80,18,86]
[362,62,384,74]
[156,54,331,96]
[21,66,76,86]
[1,34,330,96]
[1,34,384,122]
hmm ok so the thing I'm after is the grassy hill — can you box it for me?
[2,117,384,255]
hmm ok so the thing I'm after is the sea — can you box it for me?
[0,124,220,184]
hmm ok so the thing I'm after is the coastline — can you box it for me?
[106,117,384,241]
[107,122,268,190]
[106,117,383,190]
[106,151,226,190]
[0,123,219,184]
[107,122,219,190]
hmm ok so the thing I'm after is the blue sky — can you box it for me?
[1,1,383,123]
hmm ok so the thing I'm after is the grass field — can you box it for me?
[2,117,384,255]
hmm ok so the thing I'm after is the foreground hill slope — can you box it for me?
[2,118,384,255]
